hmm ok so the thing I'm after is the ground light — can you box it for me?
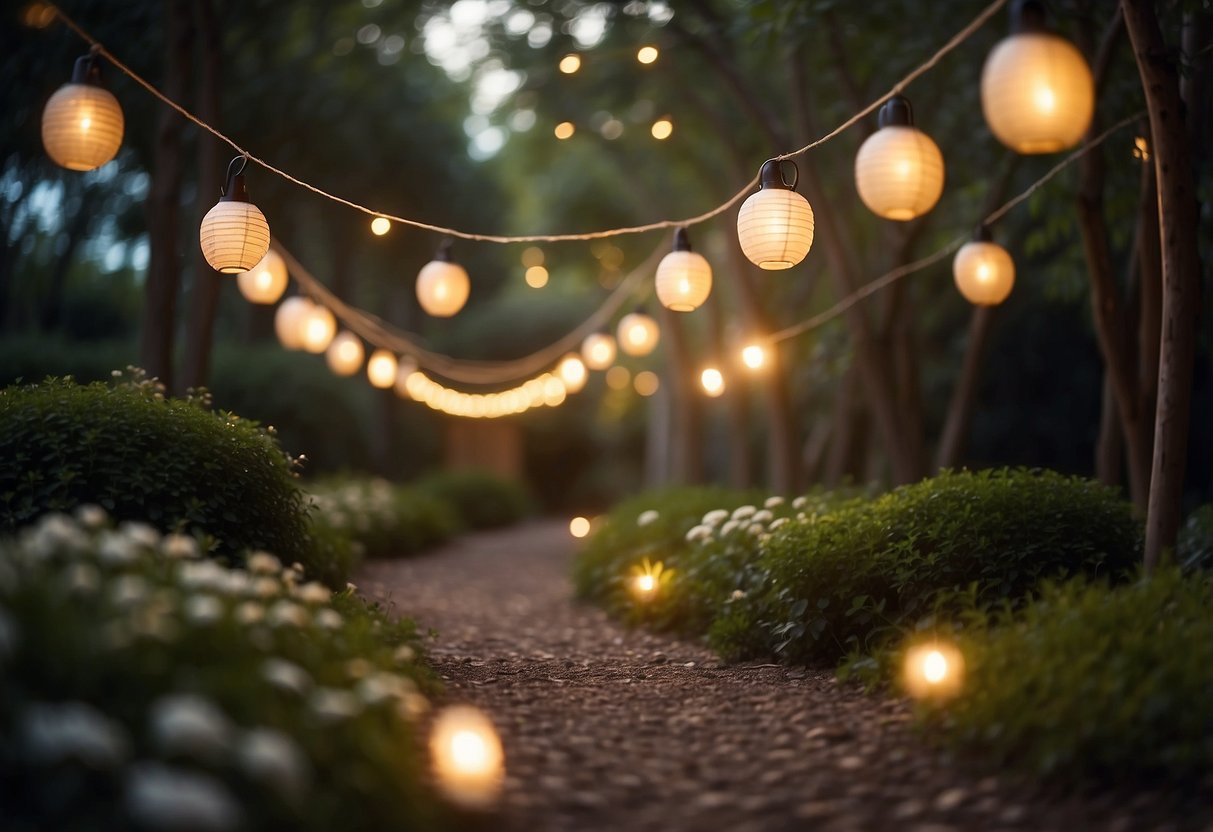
[854,95,945,221]
[569,516,591,538]
[42,51,124,171]
[237,249,288,304]
[429,705,504,810]
[200,156,270,273]
[416,241,470,317]
[655,228,712,312]
[628,558,668,603]
[953,227,1015,306]
[737,159,814,270]
[903,642,965,699]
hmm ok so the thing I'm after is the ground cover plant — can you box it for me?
[308,477,458,560]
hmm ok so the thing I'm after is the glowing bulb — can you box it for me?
[325,331,364,377]
[741,343,766,370]
[635,574,655,593]
[525,265,549,288]
[637,45,659,64]
[299,304,336,353]
[581,333,616,370]
[521,246,544,267]
[922,650,948,684]
[605,365,631,390]
[366,349,398,389]
[633,370,659,397]
[700,367,725,397]
[370,217,391,236]
[554,121,575,140]
[617,312,659,357]
[429,706,504,809]
[237,249,288,304]
[651,118,673,140]
[904,642,964,699]
[558,354,587,393]
[559,53,581,74]
[569,516,591,538]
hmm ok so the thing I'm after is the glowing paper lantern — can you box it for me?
[299,303,336,353]
[237,249,288,304]
[416,242,470,317]
[981,0,1094,154]
[200,156,271,273]
[325,331,364,376]
[953,229,1015,306]
[558,354,587,393]
[655,228,712,312]
[581,332,616,370]
[366,349,398,389]
[42,53,124,172]
[429,706,504,809]
[737,159,814,270]
[700,367,725,397]
[855,96,945,221]
[274,297,312,350]
[617,310,659,357]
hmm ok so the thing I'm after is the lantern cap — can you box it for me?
[70,51,104,86]
[220,156,251,203]
[1010,0,1047,34]
[672,227,692,252]
[433,238,454,263]
[878,95,914,128]
[758,159,798,191]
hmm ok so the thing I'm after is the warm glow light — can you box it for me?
[366,349,398,389]
[42,56,124,172]
[554,121,575,140]
[628,558,668,602]
[521,246,545,267]
[274,297,312,351]
[617,312,659,357]
[581,333,616,370]
[558,354,588,393]
[738,160,814,270]
[605,365,631,390]
[370,217,391,236]
[525,265,549,288]
[417,254,470,317]
[741,343,767,370]
[655,229,711,311]
[855,97,945,221]
[200,162,270,274]
[651,118,673,140]
[299,303,336,353]
[922,650,948,683]
[634,370,659,397]
[953,238,1015,306]
[635,574,655,593]
[569,516,591,538]
[559,53,581,74]
[237,249,288,304]
[700,367,725,397]
[429,706,504,810]
[1132,135,1150,161]
[904,642,964,699]
[637,45,659,64]
[325,331,365,377]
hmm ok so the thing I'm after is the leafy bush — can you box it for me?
[0,372,345,585]
[1179,503,1213,572]
[415,469,532,531]
[0,509,455,831]
[309,478,458,560]
[913,572,1213,786]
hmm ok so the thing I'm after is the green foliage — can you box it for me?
[308,478,458,560]
[0,373,339,584]
[1179,503,1213,572]
[914,572,1213,786]
[415,469,532,532]
[0,509,452,831]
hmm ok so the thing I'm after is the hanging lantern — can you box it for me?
[366,349,398,389]
[737,159,814,270]
[416,240,470,317]
[655,228,712,311]
[581,332,616,370]
[981,0,1094,154]
[700,367,725,397]
[394,357,419,399]
[953,227,1015,306]
[299,303,336,353]
[274,297,312,350]
[237,248,288,304]
[558,353,588,393]
[199,156,271,273]
[42,51,124,172]
[325,331,364,377]
[854,96,945,221]
[617,309,660,357]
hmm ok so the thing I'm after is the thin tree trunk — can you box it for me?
[936,306,995,470]
[1096,369,1125,486]
[657,303,704,485]
[1123,0,1204,571]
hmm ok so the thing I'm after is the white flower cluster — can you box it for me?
[308,478,398,542]
[683,494,814,546]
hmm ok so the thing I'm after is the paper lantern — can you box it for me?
[855,96,945,221]
[416,242,470,317]
[617,310,659,356]
[737,159,814,270]
[394,357,419,398]
[558,354,587,393]
[953,230,1015,306]
[42,53,124,172]
[199,157,270,273]
[237,249,288,304]
[581,332,616,370]
[981,0,1094,154]
[299,303,336,353]
[366,349,398,389]
[655,228,712,311]
[325,331,364,376]
[274,297,312,350]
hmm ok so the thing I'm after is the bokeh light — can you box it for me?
[651,118,673,140]
[637,45,659,65]
[370,216,391,236]
[554,121,575,140]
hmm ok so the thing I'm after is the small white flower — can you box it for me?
[252,577,281,599]
[344,582,358,594]
[751,509,774,525]
[636,510,660,527]
[764,496,785,509]
[393,645,416,664]
[74,504,108,530]
[356,672,407,706]
[23,701,129,768]
[267,600,308,629]
[126,763,242,832]
[732,505,756,521]
[684,525,711,543]
[770,517,790,531]
[64,562,100,596]
[25,513,89,560]
[109,575,148,607]
[150,694,233,761]
[262,658,311,696]
[220,569,252,597]
[792,496,808,510]
[0,608,17,659]
[719,519,740,536]
[161,534,199,560]
[96,531,139,567]
[730,589,746,601]
[118,521,161,549]
[293,582,331,605]
[184,595,223,626]
[177,560,227,593]
[309,688,361,722]
[234,601,264,625]
[314,609,343,630]
[702,509,729,527]
[748,523,766,537]
[238,728,309,803]
[247,552,282,575]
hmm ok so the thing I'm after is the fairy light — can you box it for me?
[629,558,667,602]
[740,343,767,370]
[525,265,549,288]
[633,370,660,397]
[651,118,673,140]
[559,53,581,74]
[605,366,631,390]
[569,516,591,538]
[700,367,725,397]
[370,216,391,236]
[554,121,575,140]
[637,46,659,64]
[521,246,544,267]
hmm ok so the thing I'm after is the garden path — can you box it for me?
[360,521,1201,832]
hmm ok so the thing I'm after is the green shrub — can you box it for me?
[0,372,344,585]
[718,469,1141,664]
[0,509,455,831]
[1179,503,1213,572]
[309,478,458,560]
[913,572,1213,786]
[416,469,532,531]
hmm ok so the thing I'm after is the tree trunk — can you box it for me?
[936,307,994,470]
[1123,0,1204,572]
[657,304,704,485]
[139,0,192,388]
[705,289,752,489]
[1095,368,1125,487]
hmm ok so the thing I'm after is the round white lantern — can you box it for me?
[199,157,270,273]
[737,159,814,270]
[274,297,312,350]
[655,228,713,311]
[617,310,660,357]
[581,332,617,370]
[42,54,124,172]
[325,331,364,376]
[417,242,470,317]
[981,1,1094,154]
[237,248,288,304]
[558,353,588,393]
[299,303,336,353]
[366,349,398,389]
[953,231,1015,306]
[855,96,945,221]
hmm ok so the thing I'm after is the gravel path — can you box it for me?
[360,521,1207,832]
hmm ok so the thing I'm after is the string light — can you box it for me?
[617,309,660,357]
[605,365,631,390]
[236,248,288,304]
[42,51,124,171]
[524,265,549,288]
[655,228,712,311]
[636,45,659,64]
[370,216,391,236]
[700,367,725,397]
[737,159,814,270]
[953,227,1015,306]
[558,354,588,393]
[325,330,365,376]
[633,370,660,397]
[299,302,336,353]
[393,356,419,398]
[274,296,312,350]
[651,118,673,140]
[581,332,616,370]
[366,349,398,389]
[429,706,504,809]
[554,121,575,140]
[740,342,767,371]
[200,156,270,273]
[569,516,591,538]
[416,241,470,317]
[402,369,577,419]
[854,96,945,221]
[559,54,581,74]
